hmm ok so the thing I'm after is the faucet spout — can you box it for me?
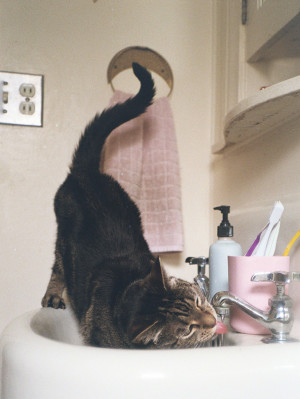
[212,291,269,326]
[211,272,300,343]
[212,288,295,342]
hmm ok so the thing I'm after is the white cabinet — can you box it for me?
[246,0,300,62]
[212,0,300,153]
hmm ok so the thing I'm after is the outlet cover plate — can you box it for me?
[0,71,43,127]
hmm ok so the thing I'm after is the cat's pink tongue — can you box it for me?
[216,321,227,335]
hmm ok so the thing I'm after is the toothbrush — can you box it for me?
[283,230,300,256]
[264,221,281,256]
[255,201,284,256]
[245,204,281,256]
[245,227,266,256]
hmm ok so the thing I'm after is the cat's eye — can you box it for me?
[196,297,203,310]
[190,324,199,331]
[183,324,199,339]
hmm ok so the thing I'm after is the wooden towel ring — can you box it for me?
[107,46,174,96]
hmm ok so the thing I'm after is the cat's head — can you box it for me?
[120,258,217,348]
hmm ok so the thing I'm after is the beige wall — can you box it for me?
[211,117,300,317]
[0,0,213,332]
[210,5,300,320]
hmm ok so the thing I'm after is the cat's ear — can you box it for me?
[147,257,167,292]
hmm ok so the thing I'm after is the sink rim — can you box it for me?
[2,308,300,352]
[2,308,300,399]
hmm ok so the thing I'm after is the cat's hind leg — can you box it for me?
[42,252,66,309]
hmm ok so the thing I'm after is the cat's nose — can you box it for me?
[191,311,216,329]
[202,313,216,329]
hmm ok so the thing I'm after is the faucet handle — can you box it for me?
[291,271,300,282]
[185,256,208,274]
[186,257,209,299]
[185,256,208,266]
[251,271,300,285]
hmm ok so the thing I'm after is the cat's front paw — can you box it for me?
[41,293,66,309]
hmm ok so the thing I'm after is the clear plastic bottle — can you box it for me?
[209,206,242,301]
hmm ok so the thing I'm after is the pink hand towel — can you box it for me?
[101,91,183,253]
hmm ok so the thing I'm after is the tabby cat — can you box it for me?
[42,63,217,348]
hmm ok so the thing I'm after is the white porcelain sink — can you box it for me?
[1,307,300,399]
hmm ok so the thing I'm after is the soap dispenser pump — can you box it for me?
[209,205,242,301]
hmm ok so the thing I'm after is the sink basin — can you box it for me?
[1,308,300,399]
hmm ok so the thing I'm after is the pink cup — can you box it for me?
[228,256,290,334]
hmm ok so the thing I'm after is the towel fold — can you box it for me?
[101,91,184,253]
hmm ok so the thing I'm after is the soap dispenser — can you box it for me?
[209,206,242,301]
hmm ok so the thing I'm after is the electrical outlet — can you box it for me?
[0,71,43,127]
[19,101,35,115]
[19,83,36,98]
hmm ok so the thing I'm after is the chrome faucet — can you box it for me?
[186,256,209,299]
[212,271,300,343]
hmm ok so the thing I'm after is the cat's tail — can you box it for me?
[70,62,155,175]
